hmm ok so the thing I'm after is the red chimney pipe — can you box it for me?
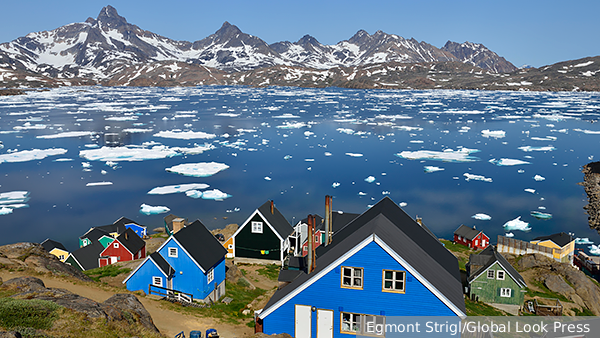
[307,215,316,273]
[270,200,274,214]
[325,195,333,246]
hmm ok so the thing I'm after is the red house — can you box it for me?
[99,228,146,267]
[453,224,489,250]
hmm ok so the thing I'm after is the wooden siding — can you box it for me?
[125,257,166,293]
[125,223,147,238]
[236,214,281,261]
[469,262,524,305]
[262,241,456,338]
[64,255,83,271]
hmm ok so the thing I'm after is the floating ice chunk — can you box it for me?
[82,162,92,168]
[80,146,181,162]
[53,158,73,162]
[481,130,506,139]
[424,166,445,173]
[304,131,314,137]
[489,158,530,166]
[324,152,332,156]
[264,177,272,181]
[332,182,341,188]
[305,159,315,162]
[170,143,215,155]
[399,202,408,207]
[273,113,299,118]
[154,130,216,140]
[472,213,492,221]
[530,136,557,141]
[140,203,170,215]
[276,122,307,129]
[148,183,210,195]
[13,123,47,130]
[382,191,390,195]
[185,190,203,198]
[201,189,231,201]
[101,170,107,175]
[524,188,536,194]
[337,128,355,135]
[530,211,552,220]
[589,245,600,255]
[534,175,546,181]
[410,140,424,143]
[573,128,600,135]
[393,126,423,131]
[503,216,531,231]
[106,116,138,121]
[397,148,480,163]
[575,238,593,245]
[518,146,556,152]
[0,191,30,205]
[0,148,68,163]
[346,153,364,157]
[215,113,240,117]
[123,128,153,133]
[358,192,367,196]
[517,169,525,173]
[284,155,292,160]
[463,173,492,182]
[505,233,515,238]
[375,114,412,120]
[166,162,229,177]
[0,207,13,215]
[365,176,376,183]
[86,182,113,187]
[37,131,95,139]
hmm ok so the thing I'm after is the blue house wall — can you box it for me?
[262,241,456,338]
[125,258,166,293]
[125,223,147,238]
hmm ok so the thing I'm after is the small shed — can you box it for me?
[454,224,489,250]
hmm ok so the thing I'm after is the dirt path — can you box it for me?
[0,271,253,338]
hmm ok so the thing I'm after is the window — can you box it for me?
[58,255,65,260]
[207,268,214,284]
[251,221,263,234]
[487,270,495,279]
[496,270,505,280]
[475,239,478,246]
[152,276,163,287]
[341,312,385,336]
[168,247,178,258]
[228,244,233,249]
[382,270,406,293]
[114,242,119,248]
[341,266,363,289]
[500,288,512,297]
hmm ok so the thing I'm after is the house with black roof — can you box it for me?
[466,245,527,306]
[530,232,575,264]
[255,197,466,338]
[232,200,293,265]
[40,238,69,262]
[79,217,146,248]
[123,220,227,302]
[98,228,146,267]
[64,239,105,271]
[453,224,490,250]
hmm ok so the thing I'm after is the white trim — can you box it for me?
[66,253,84,271]
[122,254,170,284]
[470,261,526,288]
[168,247,178,258]
[153,236,206,273]
[232,208,286,263]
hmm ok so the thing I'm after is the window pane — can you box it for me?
[354,278,362,287]
[384,271,393,279]
[395,271,404,280]
[354,269,362,277]
[384,281,393,289]
[343,268,352,276]
[343,277,351,286]
[395,281,404,290]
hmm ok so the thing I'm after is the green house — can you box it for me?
[466,245,527,305]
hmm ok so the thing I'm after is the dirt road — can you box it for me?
[0,271,253,338]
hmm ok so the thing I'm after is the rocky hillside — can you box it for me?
[582,161,600,233]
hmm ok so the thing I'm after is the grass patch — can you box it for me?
[439,239,476,255]
[526,279,570,303]
[0,298,61,330]
[573,307,595,316]
[257,264,280,281]
[84,264,132,282]
[465,297,509,316]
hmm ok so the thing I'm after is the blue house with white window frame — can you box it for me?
[256,197,466,338]
[123,220,227,302]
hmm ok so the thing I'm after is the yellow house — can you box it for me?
[530,232,575,263]
[41,238,69,262]
[223,236,234,258]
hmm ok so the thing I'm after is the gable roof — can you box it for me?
[532,232,574,248]
[172,220,227,272]
[79,227,111,241]
[69,240,105,270]
[260,197,466,319]
[467,246,526,287]
[454,224,482,241]
[116,228,145,254]
[41,238,67,252]
[150,252,174,277]
[256,201,293,237]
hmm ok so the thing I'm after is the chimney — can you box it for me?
[473,225,477,230]
[307,215,317,273]
[416,216,423,226]
[125,232,129,240]
[270,200,274,214]
[325,195,333,246]
[173,218,185,233]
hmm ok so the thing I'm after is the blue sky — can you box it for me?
[1,0,599,68]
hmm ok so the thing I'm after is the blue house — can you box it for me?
[123,220,227,302]
[256,197,466,338]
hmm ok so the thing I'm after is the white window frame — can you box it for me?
[340,312,385,336]
[207,268,214,284]
[382,269,406,293]
[114,242,119,248]
[496,270,505,280]
[168,247,178,258]
[152,276,163,287]
[341,266,363,289]
[251,221,263,234]
[487,270,495,279]
[500,288,512,297]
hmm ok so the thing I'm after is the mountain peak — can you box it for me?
[297,34,320,46]
[217,21,241,34]
[96,5,128,28]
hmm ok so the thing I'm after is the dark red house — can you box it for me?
[99,228,146,267]
[453,224,489,250]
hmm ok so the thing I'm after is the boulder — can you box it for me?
[103,294,159,332]
[1,276,46,291]
[0,332,22,338]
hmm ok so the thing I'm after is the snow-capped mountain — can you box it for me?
[0,5,519,86]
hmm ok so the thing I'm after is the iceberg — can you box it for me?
[80,146,181,162]
[0,207,13,215]
[575,238,593,245]
[201,189,231,201]
[399,202,408,207]
[530,211,552,220]
[185,190,203,198]
[589,245,600,255]
[0,191,30,205]
[140,203,170,215]
[276,122,307,129]
[264,177,272,181]
[424,166,445,173]
[165,162,229,177]
[481,129,506,138]
[0,148,68,163]
[365,176,376,183]
[396,148,480,163]
[123,128,153,133]
[85,182,113,187]
[503,216,531,231]
[284,155,292,160]
[148,183,210,195]
[463,173,492,182]
[524,188,536,194]
[273,113,300,118]
[153,130,216,140]
[332,182,340,188]
[170,143,215,155]
[489,158,531,166]
[472,213,492,221]
[505,233,515,238]
[53,158,73,162]
[518,146,556,152]
[346,153,364,157]
[534,175,546,181]
[36,131,95,139]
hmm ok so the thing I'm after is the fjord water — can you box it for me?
[1,86,599,252]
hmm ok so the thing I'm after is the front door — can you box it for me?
[295,305,312,338]
[110,256,118,264]
[317,309,334,338]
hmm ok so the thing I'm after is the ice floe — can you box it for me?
[518,146,556,152]
[123,128,153,133]
[86,182,113,187]
[140,203,170,215]
[273,113,299,118]
[332,182,341,188]
[424,166,445,173]
[264,177,272,181]
[200,189,231,201]
[284,155,292,160]
[346,153,364,157]
[276,122,307,129]
[36,131,95,139]
[503,216,531,231]
[165,162,229,177]
[589,245,600,255]
[505,233,515,238]
[489,158,530,166]
[481,130,506,138]
[530,211,552,220]
[534,175,546,181]
[472,213,492,221]
[463,173,492,182]
[0,207,13,215]
[365,176,376,183]
[80,146,180,162]
[397,148,480,163]
[0,148,68,163]
[524,188,536,194]
[573,128,600,135]
[0,191,30,205]
[575,238,593,245]
[147,183,210,195]
[185,190,203,198]
[153,130,216,140]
